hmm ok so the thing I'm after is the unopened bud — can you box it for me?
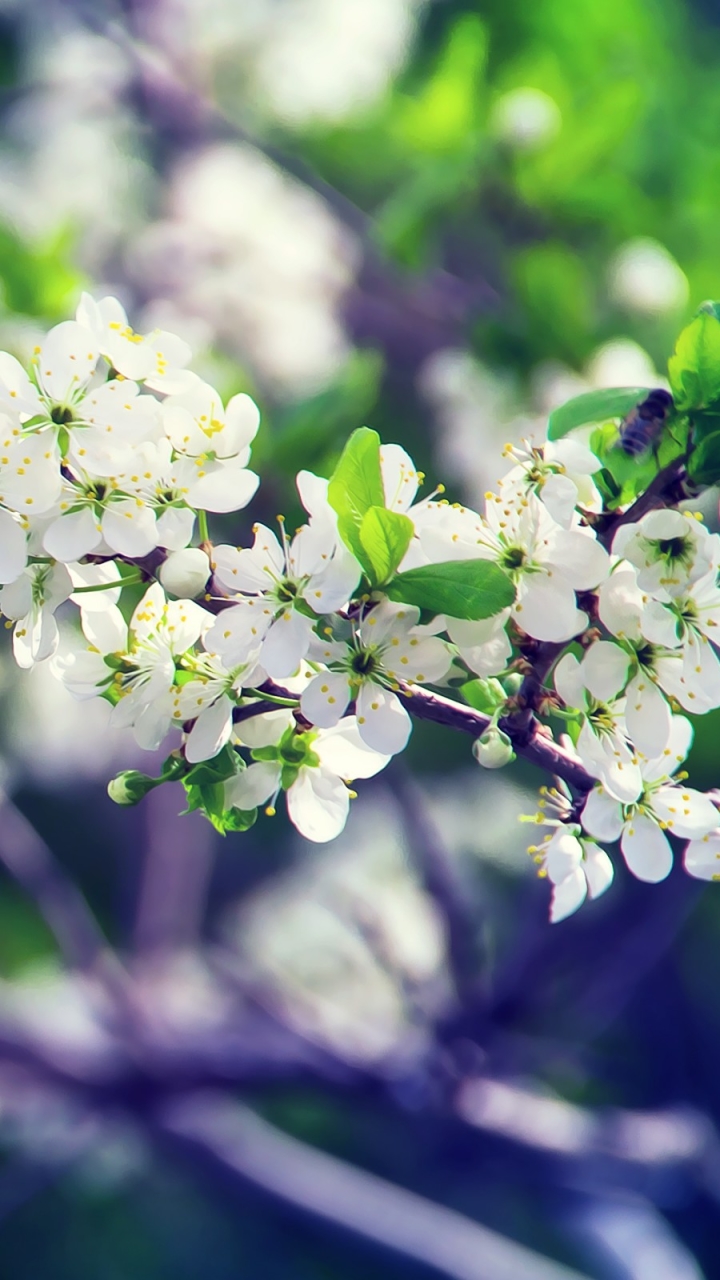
[108,770,159,806]
[159,548,211,599]
[472,726,515,770]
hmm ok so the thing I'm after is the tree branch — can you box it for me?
[158,1092,592,1280]
[397,685,593,794]
[0,797,129,1002]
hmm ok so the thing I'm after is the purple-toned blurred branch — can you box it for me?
[389,761,487,1005]
[158,1092,592,1280]
[0,797,127,997]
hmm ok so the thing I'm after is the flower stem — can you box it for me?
[244,689,299,708]
[73,574,144,594]
[198,511,210,545]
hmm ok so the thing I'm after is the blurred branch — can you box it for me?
[158,1092,592,1280]
[134,788,213,955]
[0,796,127,997]
[388,761,487,1006]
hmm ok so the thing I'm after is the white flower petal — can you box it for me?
[235,708,295,749]
[286,768,350,843]
[539,473,579,527]
[684,834,720,881]
[554,652,586,709]
[625,674,671,756]
[260,610,314,678]
[37,320,100,403]
[621,815,673,882]
[188,467,259,514]
[155,506,195,551]
[581,641,630,701]
[225,761,280,810]
[185,695,234,764]
[515,574,585,642]
[101,501,158,558]
[159,548,210,598]
[356,684,411,755]
[652,785,719,840]
[550,869,588,923]
[581,787,624,843]
[583,844,614,899]
[551,530,609,589]
[300,672,351,729]
[314,717,391,780]
[0,509,27,583]
[43,508,102,562]
[81,604,127,653]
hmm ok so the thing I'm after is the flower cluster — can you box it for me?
[5,296,720,919]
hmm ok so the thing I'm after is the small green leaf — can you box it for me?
[461,677,506,714]
[327,427,384,567]
[358,506,414,586]
[385,559,515,620]
[183,744,241,786]
[668,312,720,411]
[183,780,225,818]
[216,806,258,833]
[688,430,720,485]
[548,388,650,441]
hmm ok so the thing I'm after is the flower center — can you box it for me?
[350,647,378,678]
[50,405,74,426]
[500,545,527,571]
[276,579,298,603]
[85,481,109,502]
[656,535,689,562]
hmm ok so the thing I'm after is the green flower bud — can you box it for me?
[107,770,161,806]
[472,726,515,770]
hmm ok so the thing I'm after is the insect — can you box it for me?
[617,388,673,457]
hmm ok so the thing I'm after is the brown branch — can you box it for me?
[397,685,593,794]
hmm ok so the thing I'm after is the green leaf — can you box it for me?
[216,806,258,833]
[461,677,506,714]
[668,312,720,411]
[385,560,515,620]
[358,506,414,586]
[183,744,241,787]
[327,427,384,570]
[183,780,227,819]
[688,430,720,485]
[548,388,650,441]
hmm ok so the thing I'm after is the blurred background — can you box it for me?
[0,0,719,1276]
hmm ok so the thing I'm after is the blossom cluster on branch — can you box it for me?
[4,294,720,921]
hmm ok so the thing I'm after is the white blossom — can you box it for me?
[613,509,720,601]
[225,717,390,842]
[498,438,603,527]
[207,516,360,678]
[162,375,260,462]
[0,560,73,668]
[301,599,451,754]
[59,583,209,751]
[76,293,193,394]
[554,647,642,802]
[580,717,717,883]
